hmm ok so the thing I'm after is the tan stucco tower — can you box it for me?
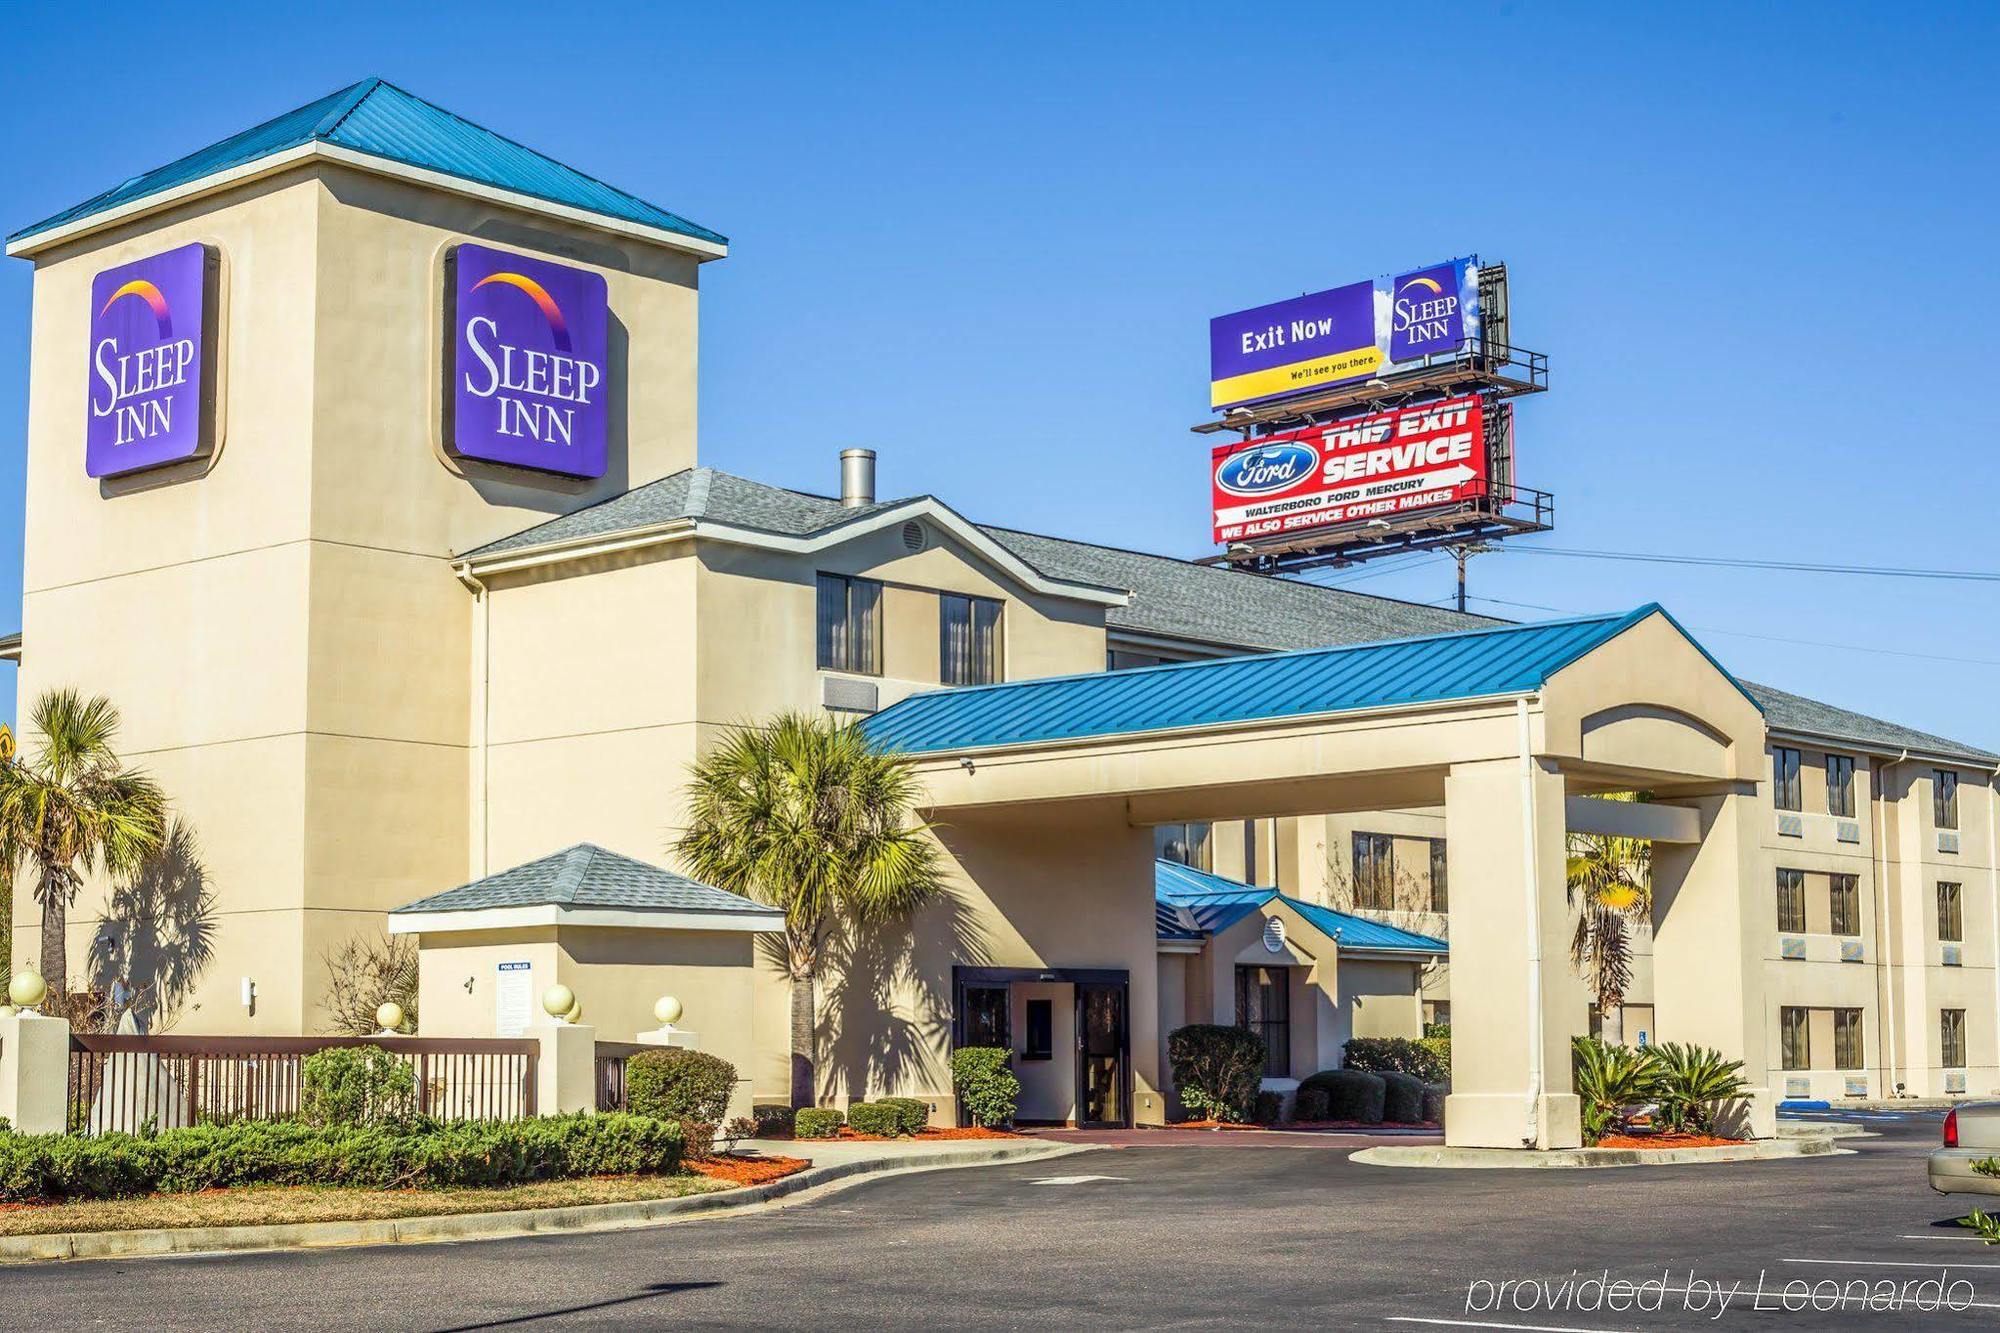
[7,80,724,1031]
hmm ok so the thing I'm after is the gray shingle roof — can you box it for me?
[462,467,1993,765]
[392,843,781,920]
[1742,680,1997,765]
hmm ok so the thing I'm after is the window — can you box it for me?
[1776,868,1806,933]
[1943,1009,1968,1069]
[1353,833,1395,910]
[1773,747,1802,812]
[941,593,1003,686]
[962,986,1009,1049]
[1829,874,1860,937]
[1242,820,1260,886]
[1834,1008,1864,1071]
[1935,770,1960,830]
[1155,822,1212,871]
[1780,1006,1810,1070]
[1108,648,1173,671]
[1235,965,1291,1078]
[1022,999,1053,1061]
[1429,838,1450,914]
[815,573,881,674]
[1938,882,1964,943]
[1826,754,1855,818]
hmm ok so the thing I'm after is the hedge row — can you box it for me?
[1340,1036,1450,1084]
[0,1114,684,1204]
[1295,1069,1442,1125]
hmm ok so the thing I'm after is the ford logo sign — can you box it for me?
[1215,442,1319,497]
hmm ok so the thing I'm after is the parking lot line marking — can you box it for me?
[1900,1233,1991,1242]
[1386,1318,1634,1333]
[1786,1257,2000,1269]
[1026,1174,1126,1185]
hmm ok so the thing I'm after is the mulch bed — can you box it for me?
[1595,1133,1744,1150]
[684,1154,811,1186]
[1166,1119,1440,1132]
[816,1126,1025,1143]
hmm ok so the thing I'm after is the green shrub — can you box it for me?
[844,1102,903,1136]
[1572,1036,1661,1144]
[625,1048,737,1127]
[1650,1042,1748,1136]
[949,1047,1020,1128]
[0,1114,684,1203]
[299,1046,416,1127]
[1423,1021,1451,1040]
[795,1108,844,1139]
[1379,1070,1426,1123]
[878,1096,930,1135]
[1251,1090,1284,1126]
[1342,1036,1449,1085]
[1292,1088,1330,1122]
[1167,1025,1265,1122]
[751,1104,796,1138]
[1421,1082,1448,1126]
[1299,1069,1385,1123]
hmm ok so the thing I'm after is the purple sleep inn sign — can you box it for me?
[447,243,609,478]
[86,242,217,478]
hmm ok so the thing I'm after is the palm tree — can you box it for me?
[0,690,168,998]
[675,711,943,1110]
[1566,796,1652,1047]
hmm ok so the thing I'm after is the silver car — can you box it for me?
[1928,1104,2000,1195]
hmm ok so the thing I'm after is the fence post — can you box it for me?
[534,1021,596,1116]
[0,1012,72,1134]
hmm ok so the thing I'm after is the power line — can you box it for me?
[1465,595,2000,669]
[1496,546,2000,583]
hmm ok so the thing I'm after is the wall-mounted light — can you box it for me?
[464,975,476,994]
[240,976,256,1014]
[960,757,976,775]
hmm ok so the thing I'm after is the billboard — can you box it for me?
[1209,257,1479,410]
[447,243,610,478]
[1211,396,1485,545]
[87,242,217,478]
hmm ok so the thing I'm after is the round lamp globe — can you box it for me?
[8,969,47,1009]
[654,995,683,1025]
[542,984,575,1020]
[376,1001,405,1031]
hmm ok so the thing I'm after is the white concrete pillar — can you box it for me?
[0,1012,72,1135]
[535,1020,598,1116]
[1441,755,1587,1148]
[1651,789,1777,1137]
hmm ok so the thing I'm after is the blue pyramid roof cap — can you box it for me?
[10,78,725,251]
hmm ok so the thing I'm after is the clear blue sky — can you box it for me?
[3,3,1995,749]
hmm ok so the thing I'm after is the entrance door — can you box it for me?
[1076,983,1129,1128]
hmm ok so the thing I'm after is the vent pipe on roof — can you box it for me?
[840,448,876,508]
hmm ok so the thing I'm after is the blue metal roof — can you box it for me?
[1154,860,1447,955]
[865,604,1749,755]
[10,78,725,249]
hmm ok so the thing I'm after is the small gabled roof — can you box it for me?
[863,605,1734,755]
[1155,860,1447,955]
[9,78,725,256]
[391,843,780,929]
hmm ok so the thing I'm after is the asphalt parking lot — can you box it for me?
[2,1112,1992,1330]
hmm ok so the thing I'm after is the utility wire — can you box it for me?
[1496,547,2000,583]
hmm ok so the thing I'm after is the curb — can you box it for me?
[1351,1133,1852,1170]
[0,1140,1091,1266]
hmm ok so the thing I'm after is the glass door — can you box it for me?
[1076,983,1128,1128]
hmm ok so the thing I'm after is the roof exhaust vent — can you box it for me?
[840,449,876,508]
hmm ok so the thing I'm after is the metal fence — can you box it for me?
[67,1034,540,1136]
[594,1041,649,1113]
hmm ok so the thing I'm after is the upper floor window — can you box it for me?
[1829,874,1860,936]
[1833,1008,1865,1071]
[1826,754,1855,818]
[1155,822,1212,872]
[1776,868,1806,933]
[816,573,881,675]
[941,593,1003,686]
[1942,1008,1968,1069]
[1773,747,1802,812]
[1935,769,1960,830]
[1353,832,1396,910]
[1779,1006,1809,1070]
[1938,882,1964,943]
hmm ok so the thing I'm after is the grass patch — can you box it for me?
[0,1173,729,1238]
